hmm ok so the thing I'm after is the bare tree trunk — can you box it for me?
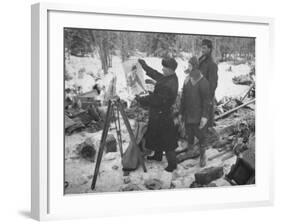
[107,51,111,68]
[120,33,129,62]
[88,30,109,74]
[192,38,196,55]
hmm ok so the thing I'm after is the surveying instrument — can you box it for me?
[91,96,147,190]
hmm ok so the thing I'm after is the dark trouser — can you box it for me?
[153,150,177,168]
[208,97,216,128]
[186,123,206,146]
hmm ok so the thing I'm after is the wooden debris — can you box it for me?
[194,166,224,185]
[221,152,235,162]
[121,184,141,191]
[212,138,232,149]
[215,99,255,121]
[241,83,255,102]
[65,115,85,135]
[177,149,200,163]
[208,148,232,161]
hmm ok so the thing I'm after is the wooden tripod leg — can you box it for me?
[117,101,147,172]
[116,109,124,156]
[112,107,124,157]
[91,100,113,190]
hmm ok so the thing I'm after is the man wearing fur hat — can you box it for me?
[199,39,218,128]
[180,56,211,167]
[136,57,179,172]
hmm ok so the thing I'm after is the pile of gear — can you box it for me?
[65,104,106,135]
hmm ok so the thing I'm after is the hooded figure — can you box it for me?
[136,57,179,172]
[180,56,211,167]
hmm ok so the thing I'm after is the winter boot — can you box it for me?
[165,165,177,172]
[164,151,177,172]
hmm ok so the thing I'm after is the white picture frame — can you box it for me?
[31,2,274,221]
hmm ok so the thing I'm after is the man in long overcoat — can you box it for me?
[136,58,179,172]
[199,39,218,128]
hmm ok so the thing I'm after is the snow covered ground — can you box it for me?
[64,54,253,194]
[216,62,250,101]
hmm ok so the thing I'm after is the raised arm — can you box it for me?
[138,59,163,81]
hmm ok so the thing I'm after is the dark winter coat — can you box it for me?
[198,54,218,98]
[138,64,179,152]
[180,72,211,124]
[199,53,218,127]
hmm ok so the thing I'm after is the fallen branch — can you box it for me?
[215,99,255,121]
[208,148,232,161]
[177,149,200,163]
[241,83,255,102]
[175,147,188,155]
[221,152,235,162]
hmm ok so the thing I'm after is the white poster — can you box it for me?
[122,58,146,96]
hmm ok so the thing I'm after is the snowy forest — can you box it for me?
[64,28,255,194]
[64,28,255,74]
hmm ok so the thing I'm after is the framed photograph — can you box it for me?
[31,2,274,221]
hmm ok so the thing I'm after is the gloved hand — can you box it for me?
[199,117,208,129]
[138,59,146,67]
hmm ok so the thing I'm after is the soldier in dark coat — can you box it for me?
[180,56,211,167]
[136,58,179,172]
[199,39,218,128]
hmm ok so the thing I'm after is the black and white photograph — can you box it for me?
[64,28,255,194]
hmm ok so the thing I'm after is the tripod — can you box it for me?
[91,97,147,190]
